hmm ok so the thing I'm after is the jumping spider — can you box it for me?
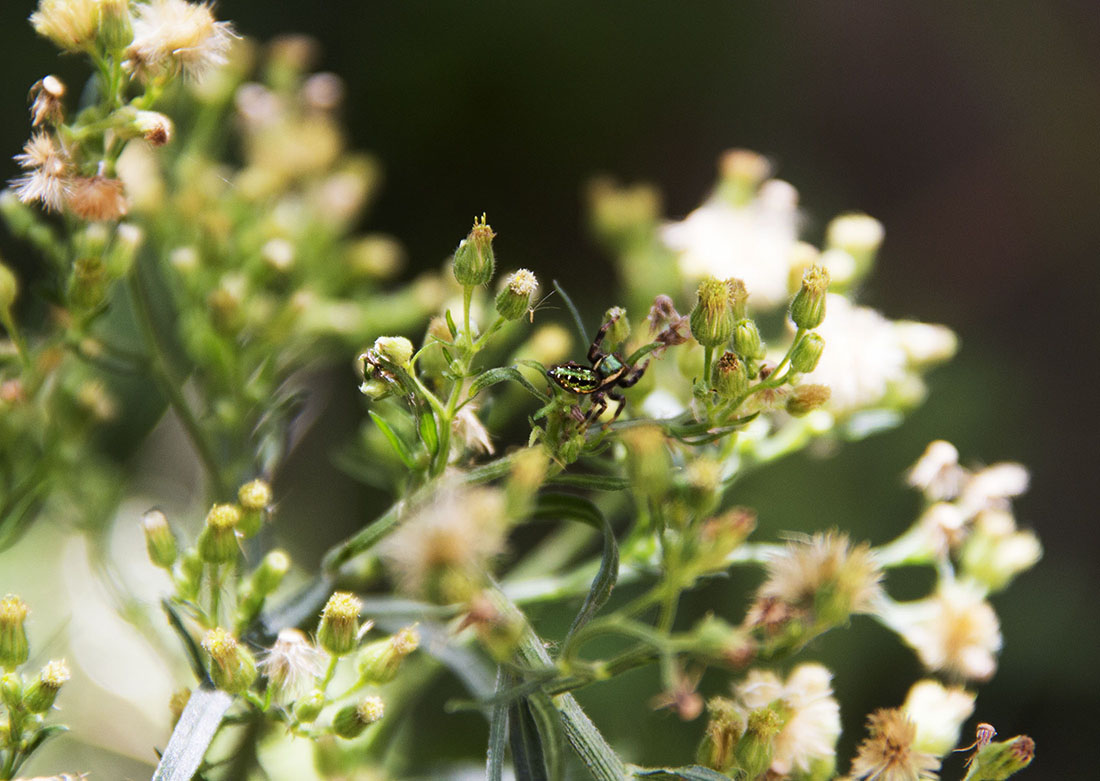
[547,315,649,424]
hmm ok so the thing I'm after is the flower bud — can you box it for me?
[696,697,744,772]
[294,689,325,723]
[452,214,495,287]
[1,672,22,709]
[603,306,631,347]
[237,550,291,626]
[789,265,829,329]
[825,212,884,276]
[356,625,419,685]
[332,696,384,739]
[717,149,771,206]
[734,707,782,780]
[141,509,178,569]
[68,255,108,311]
[967,735,1035,780]
[495,269,538,320]
[712,351,748,399]
[789,333,825,374]
[732,319,764,361]
[197,504,241,564]
[373,336,414,368]
[133,110,174,147]
[202,628,257,695]
[0,261,18,311]
[0,594,30,670]
[785,384,831,417]
[726,278,748,321]
[23,659,69,713]
[30,0,100,52]
[318,592,362,657]
[691,615,755,669]
[621,425,672,502]
[690,277,736,347]
[237,479,272,539]
[96,0,134,53]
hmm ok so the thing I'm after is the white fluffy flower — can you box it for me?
[258,628,325,699]
[903,679,975,757]
[661,180,799,309]
[129,0,236,81]
[734,663,841,776]
[881,580,1003,682]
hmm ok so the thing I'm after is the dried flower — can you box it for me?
[11,132,70,212]
[66,176,129,221]
[849,708,940,780]
[379,485,507,602]
[453,404,494,455]
[128,0,237,81]
[258,628,324,699]
[29,75,66,126]
[754,531,883,628]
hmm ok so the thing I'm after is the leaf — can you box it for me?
[528,692,566,781]
[633,765,735,780]
[162,599,207,682]
[546,473,630,491]
[469,366,547,403]
[509,697,550,781]
[418,409,440,455]
[553,279,588,344]
[487,667,510,781]
[151,686,234,781]
[368,410,417,469]
[532,493,619,642]
[445,308,459,338]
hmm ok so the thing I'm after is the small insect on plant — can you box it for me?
[547,312,649,424]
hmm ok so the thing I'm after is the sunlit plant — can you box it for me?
[0,3,1039,780]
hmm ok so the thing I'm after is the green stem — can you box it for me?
[463,285,475,354]
[127,268,228,498]
[702,344,714,389]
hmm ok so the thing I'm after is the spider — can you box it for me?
[547,315,649,424]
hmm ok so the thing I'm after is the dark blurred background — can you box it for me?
[2,1,1098,777]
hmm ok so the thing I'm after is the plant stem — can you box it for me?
[127,266,228,499]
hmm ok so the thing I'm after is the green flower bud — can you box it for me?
[0,261,17,311]
[691,614,755,669]
[332,696,384,739]
[712,351,748,399]
[23,659,69,713]
[357,625,419,685]
[732,319,764,361]
[294,689,325,723]
[317,592,362,657]
[237,479,272,539]
[967,735,1035,780]
[726,278,748,321]
[696,696,744,772]
[690,277,736,347]
[495,268,538,320]
[452,214,495,287]
[603,306,631,347]
[789,265,830,329]
[789,332,825,374]
[373,336,414,368]
[237,550,291,626]
[202,628,257,695]
[141,509,178,569]
[96,0,133,53]
[0,594,30,671]
[734,707,782,780]
[1,672,22,710]
[197,504,241,564]
[786,384,831,417]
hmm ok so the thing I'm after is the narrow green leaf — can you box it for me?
[469,366,547,402]
[487,667,510,781]
[509,698,550,781]
[528,692,566,781]
[445,308,459,338]
[418,409,439,455]
[553,279,588,344]
[633,765,734,780]
[368,410,417,469]
[546,473,630,491]
[162,599,207,682]
[532,494,619,642]
[151,686,234,781]
[516,358,547,374]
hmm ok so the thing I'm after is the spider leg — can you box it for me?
[584,391,608,424]
[618,359,651,388]
[606,390,627,422]
[588,318,615,363]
